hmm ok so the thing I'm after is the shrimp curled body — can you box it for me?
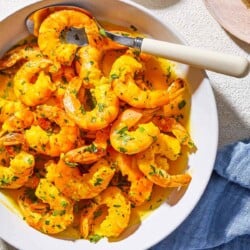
[110,108,160,154]
[0,151,35,189]
[136,133,191,188]
[63,130,109,164]
[110,54,184,109]
[108,148,153,206]
[0,98,34,133]
[63,77,119,131]
[0,44,43,70]
[76,38,124,88]
[13,59,56,106]
[24,105,78,156]
[80,186,131,238]
[50,158,115,200]
[38,10,100,65]
[18,179,74,234]
[76,46,103,88]
[152,116,196,149]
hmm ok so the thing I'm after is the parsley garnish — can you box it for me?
[89,234,103,243]
[178,100,186,110]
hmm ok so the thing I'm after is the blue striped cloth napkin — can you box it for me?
[151,139,250,250]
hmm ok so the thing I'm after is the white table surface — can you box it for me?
[0,0,249,249]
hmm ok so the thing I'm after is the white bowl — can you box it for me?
[0,0,218,249]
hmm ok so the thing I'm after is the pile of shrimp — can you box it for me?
[0,8,196,242]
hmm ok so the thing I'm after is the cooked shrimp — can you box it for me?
[63,129,109,164]
[0,98,34,132]
[110,54,185,108]
[108,148,153,206]
[75,45,124,86]
[50,158,115,200]
[152,116,196,149]
[38,10,100,65]
[76,46,103,88]
[133,108,196,150]
[51,65,75,84]
[136,133,191,188]
[0,151,35,189]
[80,186,131,238]
[44,65,76,108]
[13,59,57,106]
[24,105,78,156]
[79,200,99,239]
[110,108,160,154]
[0,43,43,70]
[18,178,74,234]
[63,77,119,130]
[0,133,26,149]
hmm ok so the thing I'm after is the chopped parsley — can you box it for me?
[89,234,103,243]
[84,143,98,153]
[94,178,103,186]
[110,73,119,80]
[118,147,127,153]
[99,28,107,37]
[65,161,78,167]
[178,100,186,110]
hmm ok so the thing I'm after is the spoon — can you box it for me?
[26,5,249,78]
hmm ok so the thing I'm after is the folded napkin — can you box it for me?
[1,139,250,250]
[151,139,250,250]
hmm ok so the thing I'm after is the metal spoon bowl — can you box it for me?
[26,5,249,77]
